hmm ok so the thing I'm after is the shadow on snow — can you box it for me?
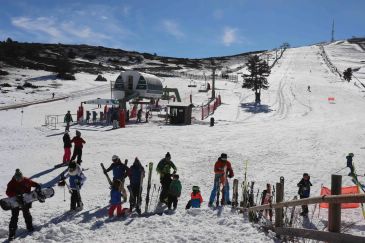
[240,102,273,114]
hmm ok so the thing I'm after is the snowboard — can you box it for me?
[0,187,54,211]
[144,162,153,213]
[232,179,239,208]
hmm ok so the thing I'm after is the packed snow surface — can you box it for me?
[0,42,365,242]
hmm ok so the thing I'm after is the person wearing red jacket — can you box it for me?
[208,153,234,206]
[70,130,86,164]
[6,169,41,241]
[185,186,203,209]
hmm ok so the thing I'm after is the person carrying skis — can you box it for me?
[127,157,145,214]
[109,180,125,217]
[62,131,72,164]
[297,173,312,216]
[67,161,86,211]
[70,130,86,165]
[104,155,129,202]
[208,153,234,207]
[261,183,273,222]
[167,174,182,210]
[185,186,203,209]
[6,169,41,241]
[64,110,73,132]
[156,152,177,203]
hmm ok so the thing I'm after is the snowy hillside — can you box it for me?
[0,42,365,242]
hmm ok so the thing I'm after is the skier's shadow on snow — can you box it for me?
[41,168,68,188]
[46,132,65,137]
[240,102,273,114]
[30,167,58,180]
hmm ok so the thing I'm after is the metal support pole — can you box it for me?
[328,174,342,233]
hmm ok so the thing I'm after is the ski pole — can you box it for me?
[63,184,66,202]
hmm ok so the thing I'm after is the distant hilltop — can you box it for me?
[0,38,264,76]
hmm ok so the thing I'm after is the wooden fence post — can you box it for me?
[275,182,284,227]
[328,174,342,233]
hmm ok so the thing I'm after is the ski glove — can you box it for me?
[35,184,42,191]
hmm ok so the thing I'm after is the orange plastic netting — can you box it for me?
[319,186,359,209]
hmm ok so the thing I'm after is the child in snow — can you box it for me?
[297,173,312,216]
[68,161,86,211]
[261,183,273,221]
[108,180,128,217]
[167,174,182,210]
[185,186,203,209]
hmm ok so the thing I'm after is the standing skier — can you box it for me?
[297,173,312,216]
[128,157,145,213]
[64,110,73,132]
[67,162,86,211]
[156,152,177,203]
[62,131,72,164]
[346,153,355,176]
[70,130,86,164]
[6,169,41,241]
[167,174,182,210]
[261,183,273,222]
[208,153,234,206]
[185,186,203,209]
[136,108,142,123]
[104,155,129,202]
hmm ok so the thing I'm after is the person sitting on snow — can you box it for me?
[185,186,203,209]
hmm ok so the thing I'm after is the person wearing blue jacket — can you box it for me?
[104,155,129,202]
[109,180,124,217]
[297,173,312,216]
[68,161,86,211]
[128,157,145,214]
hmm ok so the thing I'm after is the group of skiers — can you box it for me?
[11,147,358,242]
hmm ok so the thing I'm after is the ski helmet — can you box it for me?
[348,153,354,157]
[112,155,119,161]
[220,153,228,161]
[68,161,77,170]
[76,130,81,136]
[165,152,171,159]
[192,186,200,192]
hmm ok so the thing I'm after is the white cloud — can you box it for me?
[11,16,111,43]
[12,17,63,39]
[222,27,239,46]
[162,20,185,39]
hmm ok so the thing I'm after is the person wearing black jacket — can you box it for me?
[297,173,312,216]
[62,131,72,164]
[128,158,145,213]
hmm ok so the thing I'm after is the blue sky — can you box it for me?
[0,0,364,58]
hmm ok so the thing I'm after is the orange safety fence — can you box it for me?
[319,186,360,209]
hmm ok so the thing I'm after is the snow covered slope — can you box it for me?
[0,43,365,242]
